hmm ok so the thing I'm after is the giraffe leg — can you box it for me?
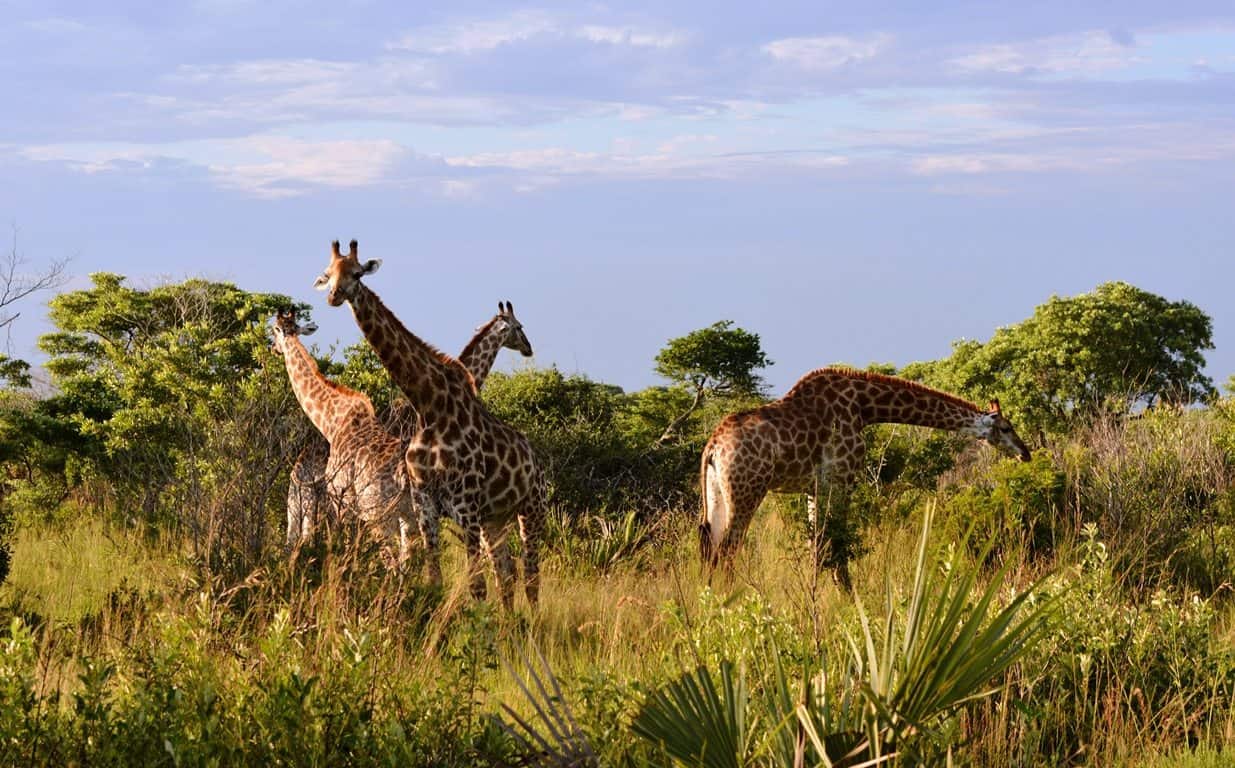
[464,525,488,601]
[812,469,861,591]
[481,525,516,611]
[416,493,443,587]
[712,484,767,573]
[517,495,545,608]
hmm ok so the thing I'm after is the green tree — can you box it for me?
[0,231,69,584]
[29,273,301,565]
[909,282,1213,436]
[653,321,772,444]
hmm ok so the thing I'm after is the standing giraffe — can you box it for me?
[699,366,1032,587]
[314,240,547,609]
[271,310,412,562]
[285,301,534,545]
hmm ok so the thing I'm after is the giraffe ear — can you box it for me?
[301,321,318,336]
[989,398,1002,414]
[361,259,381,275]
[313,274,330,290]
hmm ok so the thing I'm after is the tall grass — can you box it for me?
[1,407,1234,765]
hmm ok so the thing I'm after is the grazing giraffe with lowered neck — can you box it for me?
[286,302,534,545]
[271,310,411,562]
[699,366,1032,588]
[315,240,547,609]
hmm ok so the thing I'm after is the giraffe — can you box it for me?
[699,366,1032,587]
[270,310,412,563]
[314,240,547,609]
[285,301,535,544]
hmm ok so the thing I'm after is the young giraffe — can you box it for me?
[285,301,534,545]
[271,310,412,562]
[314,240,547,609]
[699,366,1032,587]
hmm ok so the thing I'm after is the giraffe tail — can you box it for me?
[699,445,728,567]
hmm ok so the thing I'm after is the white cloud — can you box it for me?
[576,25,683,49]
[123,57,525,127]
[24,17,87,34]
[444,145,847,180]
[168,58,360,86]
[911,153,1086,175]
[209,136,413,196]
[950,30,1139,77]
[19,136,424,198]
[387,10,557,54]
[387,10,685,54]
[761,34,890,70]
[440,179,479,198]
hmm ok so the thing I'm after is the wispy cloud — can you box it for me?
[387,10,685,54]
[444,144,848,180]
[762,34,891,70]
[949,30,1140,78]
[576,25,684,49]
[208,137,417,197]
[19,136,438,198]
[911,153,1083,175]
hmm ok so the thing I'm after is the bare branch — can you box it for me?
[1,225,71,333]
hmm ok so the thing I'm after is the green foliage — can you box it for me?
[838,507,1061,764]
[483,368,697,519]
[33,273,298,501]
[545,509,659,575]
[654,321,772,445]
[333,340,400,414]
[0,274,310,577]
[628,510,1061,767]
[910,282,1214,435]
[631,661,751,768]
[1002,525,1235,763]
[654,320,772,398]
[1069,409,1233,593]
[944,452,1064,559]
[495,645,600,767]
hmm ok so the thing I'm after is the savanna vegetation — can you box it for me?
[0,261,1232,767]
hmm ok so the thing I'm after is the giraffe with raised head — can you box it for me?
[699,366,1032,587]
[314,240,547,609]
[271,310,412,562]
[285,300,535,544]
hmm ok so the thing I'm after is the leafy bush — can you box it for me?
[943,452,1065,560]
[483,368,698,519]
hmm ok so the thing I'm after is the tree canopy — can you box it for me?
[654,320,772,398]
[902,281,1214,435]
[652,320,771,444]
[28,273,302,519]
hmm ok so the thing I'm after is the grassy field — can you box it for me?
[2,476,1233,766]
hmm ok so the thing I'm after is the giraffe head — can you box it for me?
[969,399,1032,461]
[495,300,534,357]
[313,239,381,307]
[270,309,317,356]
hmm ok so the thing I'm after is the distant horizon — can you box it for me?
[3,2,1232,395]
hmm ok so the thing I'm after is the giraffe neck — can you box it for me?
[280,335,372,444]
[457,316,505,390]
[346,281,473,414]
[787,369,986,434]
[855,375,983,432]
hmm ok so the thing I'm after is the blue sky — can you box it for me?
[2,1,1233,394]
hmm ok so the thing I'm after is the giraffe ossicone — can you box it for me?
[271,309,411,563]
[316,239,548,610]
[285,298,538,545]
